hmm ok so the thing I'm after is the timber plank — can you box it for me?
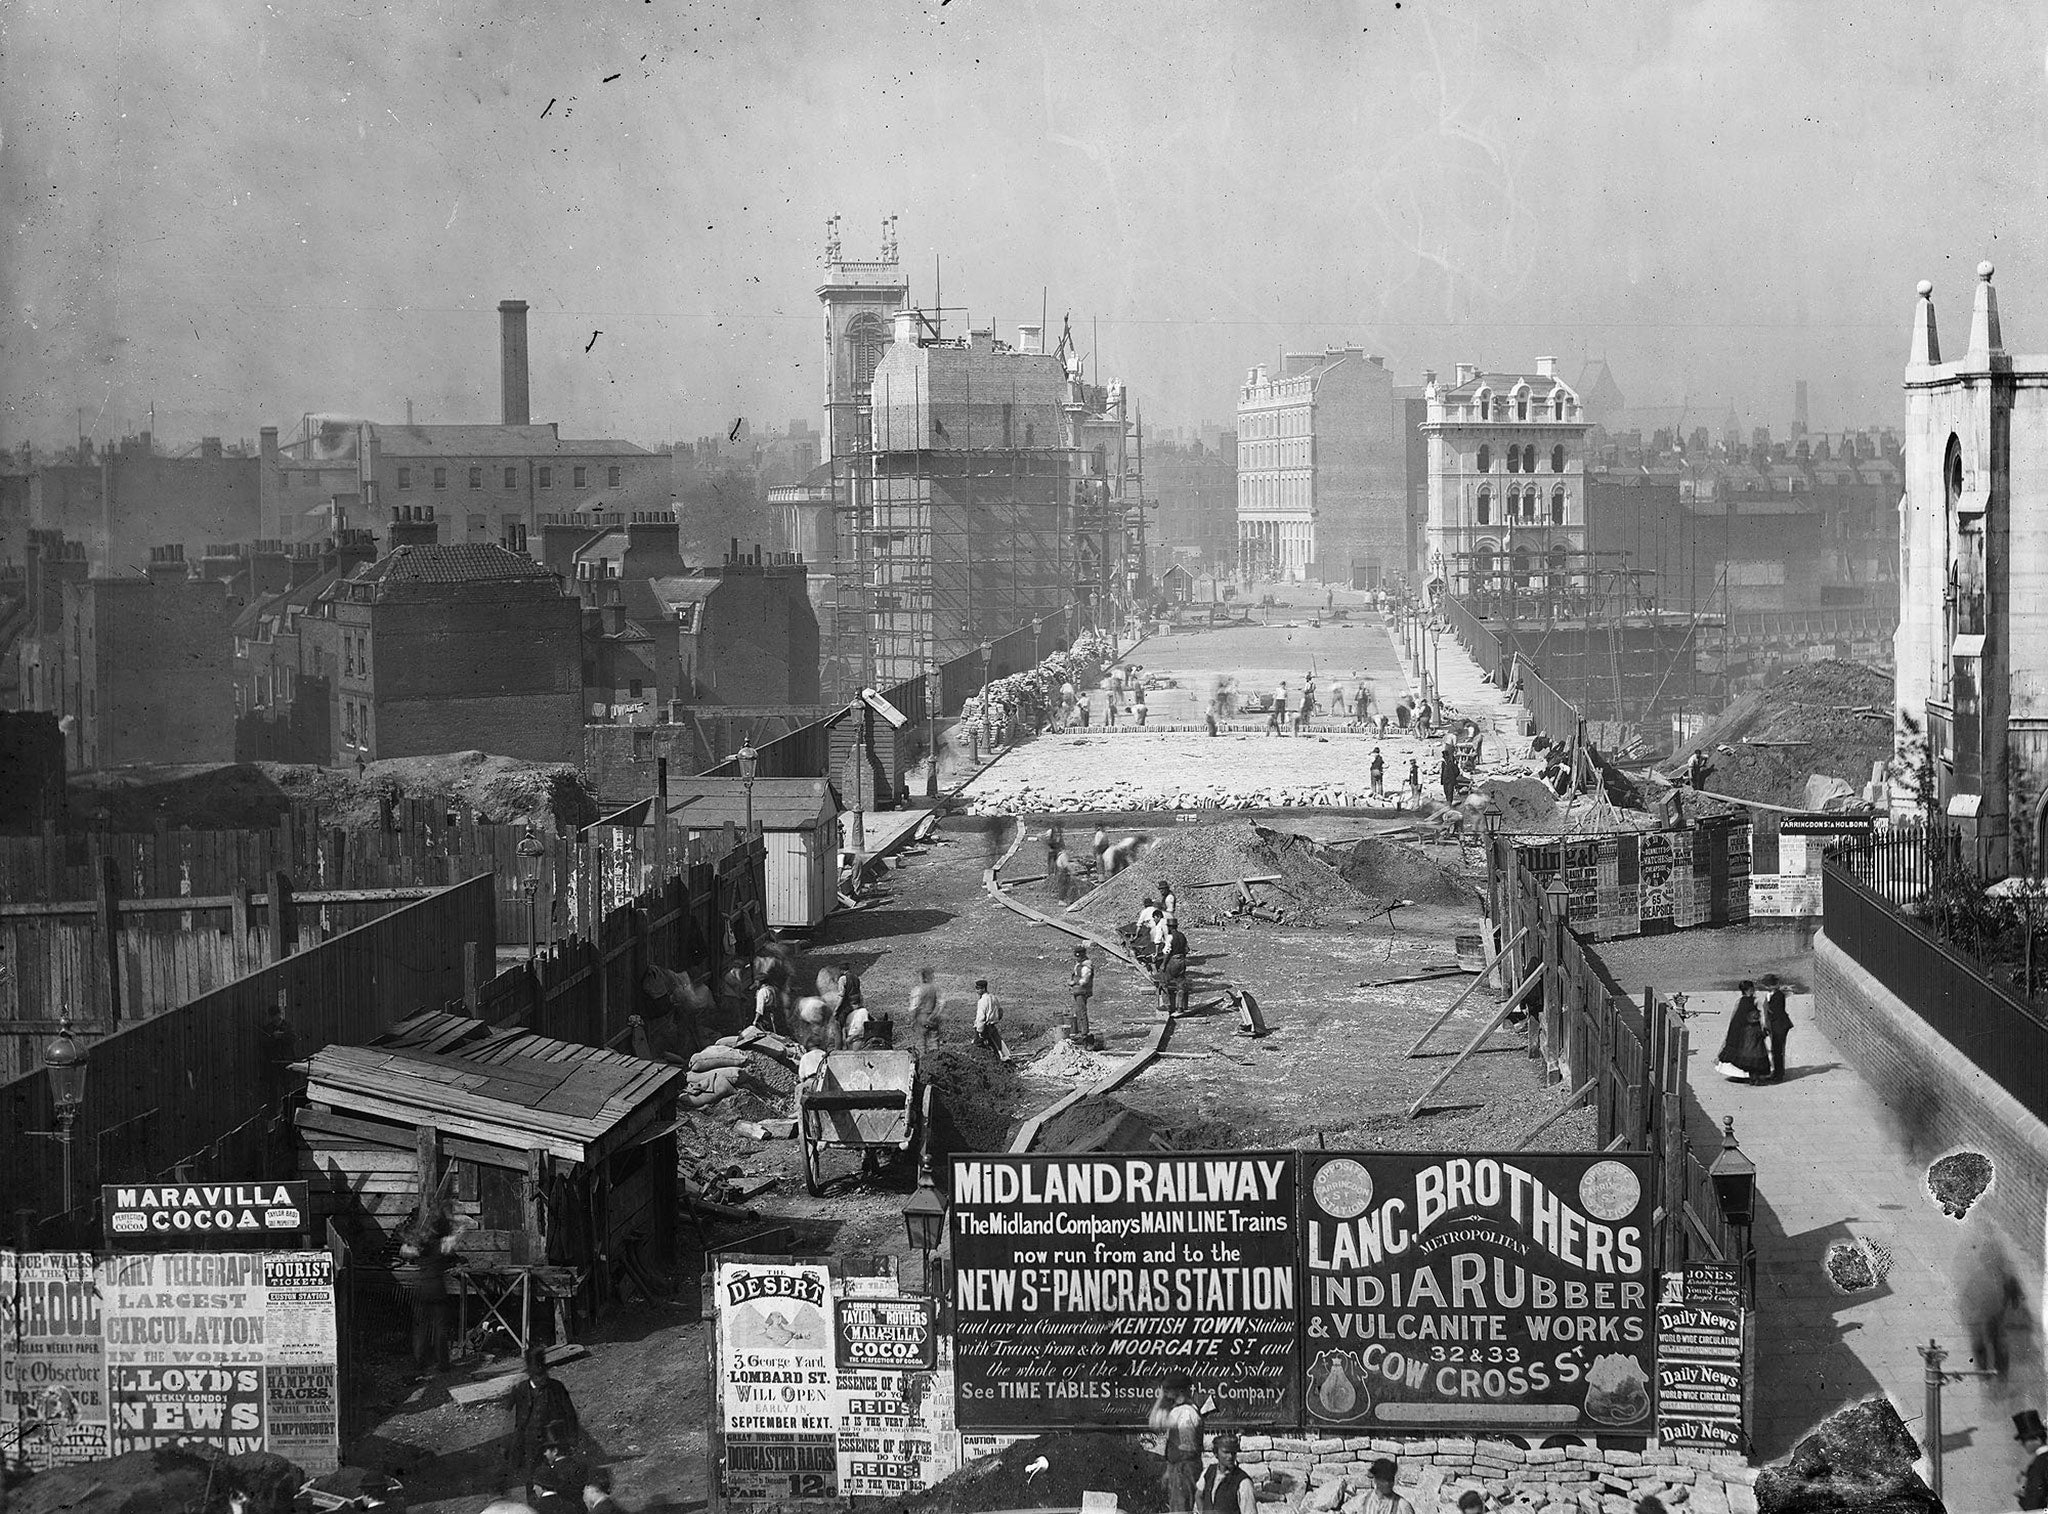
[305,1084,589,1162]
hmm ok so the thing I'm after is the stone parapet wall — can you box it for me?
[1230,1433,1757,1513]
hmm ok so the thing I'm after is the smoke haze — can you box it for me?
[5,0,2048,448]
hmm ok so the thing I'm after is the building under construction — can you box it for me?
[1445,549,1723,736]
[801,221,1149,696]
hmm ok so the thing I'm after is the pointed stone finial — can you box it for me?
[1967,260,2002,361]
[1908,279,1940,368]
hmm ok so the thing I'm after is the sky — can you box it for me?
[4,0,2046,452]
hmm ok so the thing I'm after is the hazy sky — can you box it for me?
[5,0,2045,451]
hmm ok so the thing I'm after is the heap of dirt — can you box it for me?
[924,1043,1022,1154]
[1033,1093,1172,1154]
[67,753,599,833]
[11,1446,305,1514]
[1025,1039,1127,1084]
[1478,775,1561,830]
[1337,837,1476,909]
[883,1431,1167,1514]
[1669,660,1893,811]
[1071,821,1371,928]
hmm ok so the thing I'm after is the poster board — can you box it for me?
[713,1259,839,1511]
[1656,1264,1746,1451]
[949,1154,1300,1430]
[0,1252,107,1469]
[1298,1152,1656,1437]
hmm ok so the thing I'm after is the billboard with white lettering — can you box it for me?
[1299,1152,1655,1436]
[0,1252,107,1470]
[715,1260,839,1511]
[101,1183,309,1251]
[949,1154,1300,1430]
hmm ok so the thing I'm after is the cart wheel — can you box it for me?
[803,1133,825,1197]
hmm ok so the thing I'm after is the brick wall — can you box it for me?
[1813,931,2048,1310]
[77,577,238,767]
[368,587,583,764]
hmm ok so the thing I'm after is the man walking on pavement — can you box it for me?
[2017,1409,2048,1509]
[1069,944,1097,1046]
[1149,1374,1205,1512]
[1762,973,1793,1082]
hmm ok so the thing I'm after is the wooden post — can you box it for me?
[269,870,295,961]
[1404,926,1528,1057]
[523,1147,548,1262]
[463,942,481,1017]
[415,1122,440,1210]
[98,854,124,1024]
[1407,969,1544,1118]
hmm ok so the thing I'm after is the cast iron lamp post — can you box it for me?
[737,743,758,834]
[517,829,546,961]
[901,1170,948,1296]
[31,1020,89,1235]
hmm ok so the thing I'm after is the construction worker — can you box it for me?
[1068,945,1096,1045]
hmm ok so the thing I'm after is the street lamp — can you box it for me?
[1708,1114,1756,1227]
[517,828,546,961]
[35,1019,88,1230]
[901,1173,948,1295]
[737,743,759,834]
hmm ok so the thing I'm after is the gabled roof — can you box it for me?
[666,777,839,831]
[646,574,723,610]
[366,423,656,459]
[1441,371,1575,399]
[351,543,563,587]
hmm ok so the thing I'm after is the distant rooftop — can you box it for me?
[366,423,655,459]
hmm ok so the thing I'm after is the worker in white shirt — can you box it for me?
[1198,1435,1257,1514]
[1149,1374,1205,1512]
[1068,945,1096,1046]
[1134,897,1162,964]
[973,979,1011,1062]
[752,977,781,1036]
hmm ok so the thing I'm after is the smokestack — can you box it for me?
[500,299,531,426]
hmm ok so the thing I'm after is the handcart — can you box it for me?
[795,1049,930,1196]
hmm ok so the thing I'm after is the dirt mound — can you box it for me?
[924,1043,1022,1154]
[884,1431,1167,1514]
[1072,821,1371,929]
[68,753,598,832]
[1670,660,1893,810]
[1338,837,1474,908]
[11,1446,304,1514]
[1477,775,1563,832]
[1024,1039,1126,1084]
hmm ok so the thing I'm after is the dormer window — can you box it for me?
[1515,391,1529,421]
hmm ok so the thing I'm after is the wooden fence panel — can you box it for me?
[0,874,496,1234]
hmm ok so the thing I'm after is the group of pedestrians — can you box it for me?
[1150,1374,1419,1512]
[1715,974,1796,1083]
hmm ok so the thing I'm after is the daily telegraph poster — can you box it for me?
[1299,1153,1655,1436]
[949,1154,1300,1430]
[97,1252,338,1469]
[715,1261,839,1510]
[0,1253,108,1469]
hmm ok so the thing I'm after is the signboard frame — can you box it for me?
[101,1182,311,1251]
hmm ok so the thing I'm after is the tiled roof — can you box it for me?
[366,423,657,459]
[353,543,563,587]
[1441,372,1574,398]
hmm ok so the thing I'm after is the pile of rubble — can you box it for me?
[1071,821,1371,929]
[1670,660,1894,811]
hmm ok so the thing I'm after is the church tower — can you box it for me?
[1897,262,2048,873]
[817,216,910,466]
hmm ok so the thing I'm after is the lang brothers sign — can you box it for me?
[1299,1152,1655,1436]
[102,1184,308,1251]
[950,1154,1300,1431]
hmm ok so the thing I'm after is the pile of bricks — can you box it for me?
[1230,1434,1759,1513]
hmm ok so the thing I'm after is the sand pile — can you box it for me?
[1072,821,1371,929]
[1338,837,1476,909]
[1024,1039,1126,1084]
[923,1044,1022,1154]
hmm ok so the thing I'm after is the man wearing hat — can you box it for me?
[2017,1408,2048,1509]
[1198,1433,1256,1513]
[1359,1457,1417,1514]
[1068,944,1097,1047]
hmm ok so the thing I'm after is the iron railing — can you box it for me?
[1821,856,2048,1124]
[1516,655,1587,750]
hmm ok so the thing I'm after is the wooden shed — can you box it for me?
[667,778,839,929]
[295,1010,686,1339]
[1161,562,1195,603]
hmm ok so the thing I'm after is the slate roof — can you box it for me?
[353,543,562,586]
[1440,371,1575,398]
[366,423,656,459]
[666,777,840,831]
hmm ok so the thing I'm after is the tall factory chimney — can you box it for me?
[499,299,531,426]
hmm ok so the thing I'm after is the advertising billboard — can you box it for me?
[950,1154,1300,1430]
[1299,1152,1655,1436]
[1656,1264,1745,1451]
[715,1260,839,1511]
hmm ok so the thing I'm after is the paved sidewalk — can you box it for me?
[1679,989,2021,1513]
[1385,613,1537,766]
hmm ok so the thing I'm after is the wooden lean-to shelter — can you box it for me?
[295,1010,686,1343]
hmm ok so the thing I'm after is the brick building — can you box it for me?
[231,533,380,763]
[1148,434,1237,573]
[1423,358,1592,600]
[29,435,260,574]
[639,544,821,710]
[1236,347,1411,587]
[301,510,584,765]
[15,544,240,769]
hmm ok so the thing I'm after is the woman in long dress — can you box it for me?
[1716,981,1772,1081]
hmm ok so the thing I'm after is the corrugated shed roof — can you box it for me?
[367,423,656,459]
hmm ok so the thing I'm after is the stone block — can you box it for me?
[1602,1450,1643,1466]
[1343,1437,1377,1452]
[1439,1437,1479,1457]
[1524,1448,1567,1465]
[1662,1466,1696,1484]
[1567,1446,1605,1462]
[1725,1487,1757,1514]
[1241,1434,1273,1451]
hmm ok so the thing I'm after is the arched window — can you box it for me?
[1553,395,1565,421]
[1516,391,1529,421]
[1494,397,1508,421]
[1093,444,1108,477]
[1477,444,1491,473]
[1552,444,1565,474]
[1548,545,1568,577]
[1524,445,1538,473]
[1551,485,1566,524]
[1945,435,1964,510]
[1477,487,1492,525]
[1507,447,1520,474]
[845,313,889,394]
[1474,542,1496,588]
[1512,546,1531,588]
